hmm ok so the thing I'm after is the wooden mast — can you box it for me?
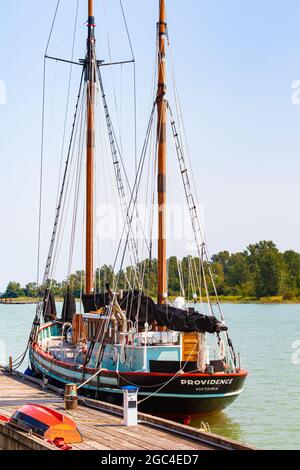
[85,0,96,294]
[157,0,167,304]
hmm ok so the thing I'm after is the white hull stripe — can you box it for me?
[32,355,242,399]
[97,387,243,399]
[31,354,117,387]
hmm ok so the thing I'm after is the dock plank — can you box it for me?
[52,405,198,450]
[63,407,208,450]
[0,369,254,451]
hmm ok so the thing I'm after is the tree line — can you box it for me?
[1,241,300,300]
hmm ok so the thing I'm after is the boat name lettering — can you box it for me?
[181,379,234,386]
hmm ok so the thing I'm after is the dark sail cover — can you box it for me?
[119,291,155,326]
[62,291,76,323]
[120,292,225,334]
[82,293,110,313]
[82,290,224,333]
[43,290,57,322]
[154,304,225,334]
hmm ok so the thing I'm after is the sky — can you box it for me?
[1,0,300,291]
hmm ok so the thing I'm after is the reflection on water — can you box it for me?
[191,412,244,443]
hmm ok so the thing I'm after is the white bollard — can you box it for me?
[122,386,139,426]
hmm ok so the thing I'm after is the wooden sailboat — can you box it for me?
[28,0,248,424]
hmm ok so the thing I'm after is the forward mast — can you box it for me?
[85,0,96,294]
[157,0,167,305]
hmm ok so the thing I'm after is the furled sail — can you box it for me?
[154,305,227,334]
[120,291,227,334]
[61,290,76,323]
[82,293,110,313]
[42,290,57,323]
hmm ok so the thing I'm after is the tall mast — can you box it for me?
[85,0,96,294]
[157,0,167,304]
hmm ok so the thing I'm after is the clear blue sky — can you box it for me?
[1,0,300,291]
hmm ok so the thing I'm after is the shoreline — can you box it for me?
[1,296,300,305]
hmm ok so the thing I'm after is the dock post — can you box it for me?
[65,383,78,411]
[122,386,139,426]
[42,376,48,389]
[9,356,13,374]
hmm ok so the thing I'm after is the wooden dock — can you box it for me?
[0,369,254,451]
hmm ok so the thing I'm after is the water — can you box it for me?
[193,303,300,450]
[0,302,299,450]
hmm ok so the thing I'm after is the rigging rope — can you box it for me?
[116,342,199,405]
[56,0,80,207]
[111,104,156,285]
[96,67,140,271]
[67,94,86,278]
[37,0,61,287]
[10,1,62,371]
[119,0,139,246]
[168,103,236,366]
[45,1,61,55]
[43,71,85,286]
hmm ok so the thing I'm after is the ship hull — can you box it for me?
[29,324,247,422]
[96,388,240,421]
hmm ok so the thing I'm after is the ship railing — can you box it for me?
[135,331,180,346]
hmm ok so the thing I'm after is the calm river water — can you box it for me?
[0,302,299,450]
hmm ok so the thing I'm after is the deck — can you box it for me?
[0,368,254,451]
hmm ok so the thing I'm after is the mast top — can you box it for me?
[88,0,93,18]
[159,0,166,23]
[157,0,167,100]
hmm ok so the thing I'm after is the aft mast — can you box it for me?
[157,0,167,305]
[86,0,96,294]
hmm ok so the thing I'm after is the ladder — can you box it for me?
[169,107,206,260]
[181,332,199,362]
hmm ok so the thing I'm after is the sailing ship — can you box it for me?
[26,0,247,424]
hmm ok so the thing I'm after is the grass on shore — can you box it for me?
[199,295,300,304]
[2,295,300,305]
[0,296,63,304]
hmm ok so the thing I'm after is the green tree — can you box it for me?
[211,251,230,271]
[6,241,299,302]
[49,279,63,296]
[24,282,39,298]
[227,252,254,296]
[283,250,300,290]
[67,271,85,297]
[247,241,286,297]
[167,256,181,295]
[137,259,158,298]
[209,261,225,294]
[95,265,115,293]
[2,282,25,298]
